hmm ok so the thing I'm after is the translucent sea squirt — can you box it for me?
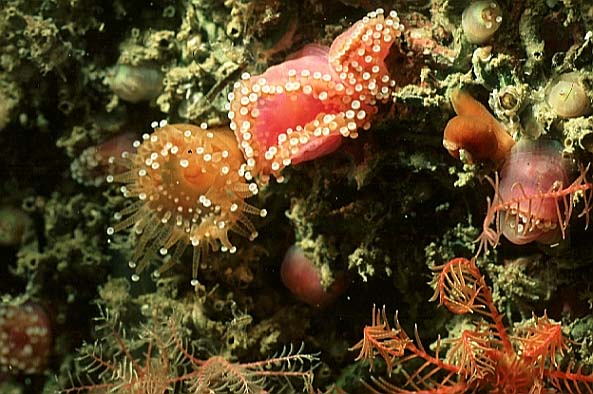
[462,1,503,44]
[546,72,592,118]
[108,63,163,103]
[477,139,593,254]
[498,140,569,245]
[106,123,267,282]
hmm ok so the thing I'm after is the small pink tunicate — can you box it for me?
[498,139,569,245]
[94,131,139,172]
[72,131,138,186]
[0,303,52,374]
[280,246,347,308]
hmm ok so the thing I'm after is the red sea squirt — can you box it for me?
[478,139,593,255]
[229,8,403,182]
[498,140,569,245]
[281,246,348,308]
[0,303,52,374]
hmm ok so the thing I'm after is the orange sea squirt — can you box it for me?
[443,89,515,165]
[106,123,267,282]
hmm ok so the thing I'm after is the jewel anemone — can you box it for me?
[106,123,267,283]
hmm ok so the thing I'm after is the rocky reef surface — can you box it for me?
[2,0,593,393]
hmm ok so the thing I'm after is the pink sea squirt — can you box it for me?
[498,140,569,245]
[281,246,347,308]
[477,139,593,254]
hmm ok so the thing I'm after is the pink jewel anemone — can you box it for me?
[228,8,403,183]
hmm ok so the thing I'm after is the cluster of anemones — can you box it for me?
[228,8,403,182]
[106,9,401,285]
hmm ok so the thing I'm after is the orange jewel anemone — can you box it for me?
[106,123,267,282]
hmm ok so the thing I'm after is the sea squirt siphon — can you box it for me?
[443,89,515,165]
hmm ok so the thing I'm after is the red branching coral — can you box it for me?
[352,258,593,393]
[106,123,267,284]
[228,8,403,182]
[476,140,593,256]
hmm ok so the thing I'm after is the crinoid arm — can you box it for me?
[511,312,569,377]
[350,305,412,375]
[352,306,461,393]
[572,163,593,228]
[187,344,319,394]
[430,258,487,315]
[444,325,497,383]
[546,363,593,394]
[430,258,512,354]
[60,309,184,394]
[475,173,502,257]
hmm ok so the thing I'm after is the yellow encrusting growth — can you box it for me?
[106,123,267,283]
